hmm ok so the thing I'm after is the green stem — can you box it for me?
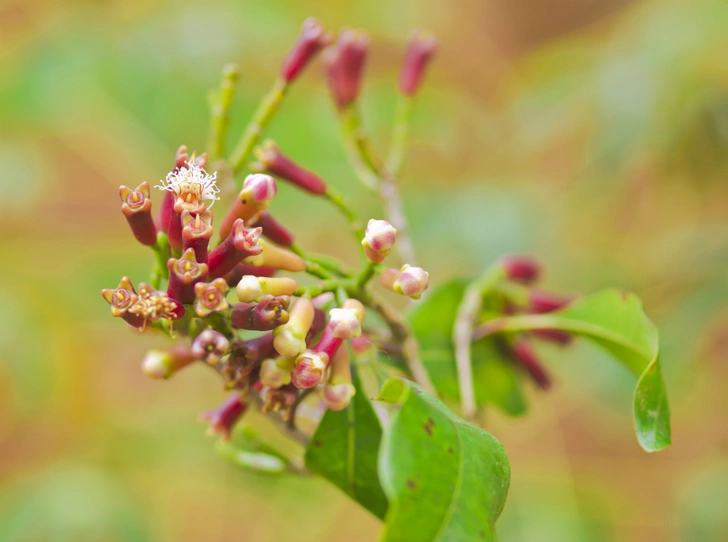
[386,94,414,176]
[207,64,240,161]
[340,107,380,190]
[323,187,365,241]
[355,260,377,289]
[294,279,354,299]
[229,78,289,176]
[150,232,170,290]
[452,264,507,418]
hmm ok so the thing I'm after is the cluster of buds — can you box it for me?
[477,255,578,390]
[102,18,438,443]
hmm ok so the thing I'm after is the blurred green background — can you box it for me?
[3,0,728,540]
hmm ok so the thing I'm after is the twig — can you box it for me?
[323,186,365,242]
[229,78,289,176]
[286,388,314,430]
[386,94,413,177]
[362,292,435,393]
[206,64,240,161]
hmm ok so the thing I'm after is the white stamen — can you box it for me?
[156,162,220,208]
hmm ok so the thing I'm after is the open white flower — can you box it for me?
[156,161,220,207]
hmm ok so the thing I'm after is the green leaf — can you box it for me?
[490,289,671,452]
[377,378,510,542]
[409,279,527,416]
[304,370,388,519]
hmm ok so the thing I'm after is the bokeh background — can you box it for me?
[3,0,728,540]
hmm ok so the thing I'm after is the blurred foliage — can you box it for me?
[2,0,728,540]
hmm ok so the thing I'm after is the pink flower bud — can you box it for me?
[194,278,229,318]
[351,334,373,354]
[362,219,397,263]
[291,350,329,389]
[192,329,230,365]
[142,345,195,379]
[342,299,366,323]
[501,255,541,285]
[322,382,356,411]
[328,307,362,339]
[119,182,157,246]
[235,275,264,302]
[399,32,438,96]
[324,29,369,109]
[382,265,429,299]
[510,339,551,390]
[252,140,328,195]
[280,18,332,83]
[249,211,295,247]
[259,358,293,389]
[199,394,247,441]
[182,210,213,264]
[208,220,263,279]
[167,248,209,304]
[243,173,278,204]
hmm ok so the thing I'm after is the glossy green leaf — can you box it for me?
[377,378,510,542]
[490,289,671,452]
[409,279,527,416]
[304,371,388,519]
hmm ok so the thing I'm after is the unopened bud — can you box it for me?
[399,32,438,96]
[501,255,541,285]
[529,290,574,313]
[225,264,276,287]
[199,394,247,441]
[236,275,298,303]
[231,295,291,331]
[280,18,332,83]
[249,210,295,247]
[259,358,293,389]
[119,182,157,246]
[292,350,329,389]
[381,264,429,299]
[218,175,277,239]
[321,346,355,410]
[208,220,263,279]
[191,329,230,365]
[510,339,551,390]
[244,239,306,272]
[324,28,369,109]
[532,329,573,346]
[328,307,362,339]
[142,345,195,379]
[362,219,397,263]
[252,140,328,195]
[273,298,314,357]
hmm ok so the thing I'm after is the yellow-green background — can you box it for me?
[2,0,728,540]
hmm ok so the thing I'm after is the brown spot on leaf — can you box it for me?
[447,447,454,455]
[406,479,418,490]
[313,440,322,448]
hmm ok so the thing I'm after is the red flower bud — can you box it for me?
[158,146,188,233]
[182,210,213,264]
[252,140,327,195]
[399,32,437,96]
[167,248,209,304]
[510,339,551,390]
[208,220,263,279]
[324,28,369,109]
[219,174,277,239]
[224,264,276,287]
[231,295,291,331]
[119,182,157,246]
[532,329,573,346]
[199,394,247,441]
[249,210,295,247]
[237,333,277,365]
[291,325,343,389]
[322,347,355,411]
[501,255,541,285]
[280,18,332,83]
[192,329,230,365]
[529,290,574,314]
[381,264,429,299]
